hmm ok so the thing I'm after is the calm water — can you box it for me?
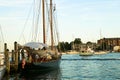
[2,53,120,80]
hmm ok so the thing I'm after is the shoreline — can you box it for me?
[62,51,110,55]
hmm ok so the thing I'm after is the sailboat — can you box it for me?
[20,0,61,69]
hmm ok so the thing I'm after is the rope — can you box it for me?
[0,25,5,43]
[31,0,35,41]
[45,0,50,44]
[0,25,5,52]
[18,1,34,43]
[34,0,41,42]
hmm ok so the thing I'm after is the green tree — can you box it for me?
[74,38,82,44]
[64,42,71,50]
[86,41,92,45]
[57,42,65,52]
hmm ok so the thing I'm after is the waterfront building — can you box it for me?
[72,42,96,51]
[97,38,120,51]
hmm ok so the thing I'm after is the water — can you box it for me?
[2,53,120,80]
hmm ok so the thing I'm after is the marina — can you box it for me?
[0,0,120,80]
[0,0,61,79]
[2,52,120,80]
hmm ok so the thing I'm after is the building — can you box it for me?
[73,42,96,51]
[97,38,120,51]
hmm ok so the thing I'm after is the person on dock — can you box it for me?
[21,57,26,69]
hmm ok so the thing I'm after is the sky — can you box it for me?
[0,0,120,50]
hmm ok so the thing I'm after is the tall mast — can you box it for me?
[42,0,46,44]
[50,0,54,50]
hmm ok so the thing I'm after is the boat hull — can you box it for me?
[33,59,61,69]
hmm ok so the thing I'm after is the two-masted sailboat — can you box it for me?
[20,0,61,69]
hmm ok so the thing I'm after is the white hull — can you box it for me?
[0,65,5,80]
[80,47,94,56]
[95,51,109,54]
[79,52,94,56]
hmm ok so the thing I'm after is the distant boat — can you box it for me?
[20,0,61,69]
[94,51,109,54]
[79,47,94,56]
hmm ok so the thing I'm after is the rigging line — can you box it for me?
[53,4,59,39]
[31,0,35,41]
[51,2,59,45]
[22,34,27,44]
[0,25,5,43]
[18,0,34,43]
[45,0,50,44]
[34,0,41,41]
[0,25,5,52]
[53,9,60,44]
[46,1,53,45]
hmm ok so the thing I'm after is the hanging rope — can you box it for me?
[31,0,35,41]
[18,1,34,43]
[45,0,50,45]
[0,25,5,43]
[33,0,41,41]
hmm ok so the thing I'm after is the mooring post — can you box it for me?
[18,50,20,62]
[12,50,15,62]
[4,43,10,74]
[6,49,10,74]
[4,43,7,65]
[14,41,18,71]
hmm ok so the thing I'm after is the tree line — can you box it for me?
[57,38,82,52]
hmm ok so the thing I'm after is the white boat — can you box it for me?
[20,0,61,69]
[94,51,109,54]
[79,47,94,56]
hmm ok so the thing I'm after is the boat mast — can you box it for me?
[42,0,46,44]
[50,0,54,50]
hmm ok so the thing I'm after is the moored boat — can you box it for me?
[21,42,61,69]
[79,52,94,56]
[19,0,61,70]
[79,47,94,56]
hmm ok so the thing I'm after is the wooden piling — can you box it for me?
[6,49,10,74]
[18,50,20,62]
[12,50,15,62]
[14,42,18,71]
[4,43,10,74]
[4,43,7,64]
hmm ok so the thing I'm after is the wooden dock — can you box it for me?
[3,41,34,74]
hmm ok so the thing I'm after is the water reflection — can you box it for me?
[2,68,61,80]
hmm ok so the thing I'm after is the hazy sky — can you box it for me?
[0,0,120,50]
